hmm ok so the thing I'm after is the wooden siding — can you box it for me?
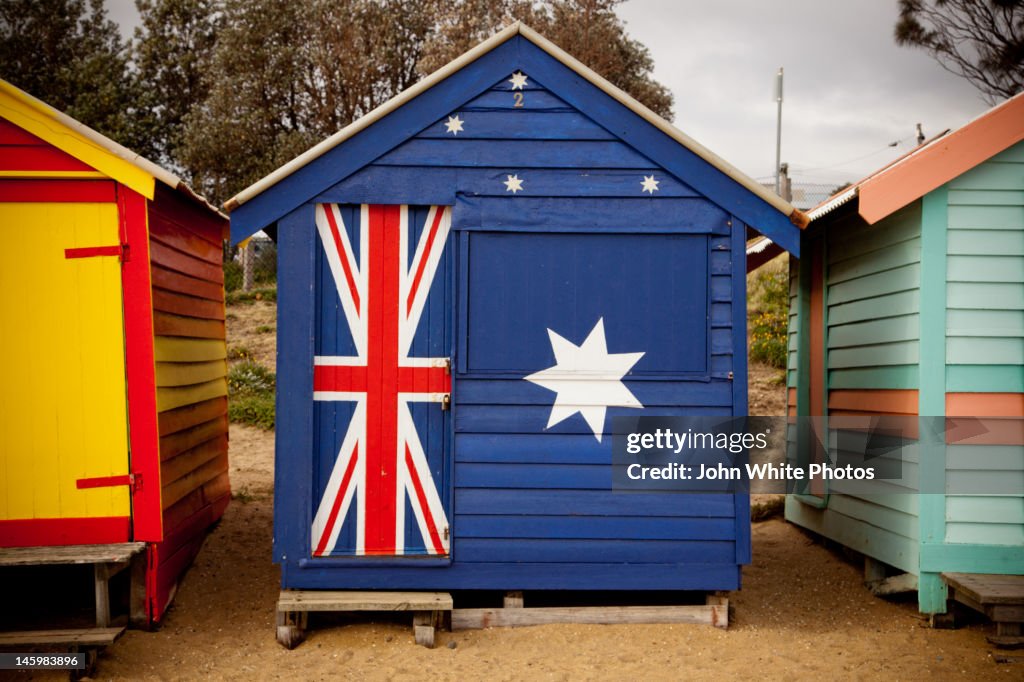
[942,143,1024,550]
[787,204,924,574]
[279,70,747,590]
[826,204,921,389]
[945,143,1024,392]
[0,117,97,175]
[148,186,229,620]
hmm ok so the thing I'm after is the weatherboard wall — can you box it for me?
[148,183,230,622]
[786,202,924,575]
[247,35,804,592]
[941,142,1024,550]
[787,141,1024,609]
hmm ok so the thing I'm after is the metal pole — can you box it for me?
[774,67,783,196]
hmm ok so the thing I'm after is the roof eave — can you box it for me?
[224,22,804,227]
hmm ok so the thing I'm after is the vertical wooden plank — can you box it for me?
[119,186,163,541]
[274,204,318,567]
[918,187,949,614]
[94,564,110,627]
[731,217,751,565]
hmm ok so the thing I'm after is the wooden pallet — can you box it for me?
[942,572,1024,648]
[451,591,729,630]
[275,590,453,649]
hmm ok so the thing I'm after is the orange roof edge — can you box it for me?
[858,92,1024,224]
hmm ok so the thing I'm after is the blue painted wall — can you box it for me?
[254,36,799,591]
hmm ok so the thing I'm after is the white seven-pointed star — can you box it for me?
[525,318,645,441]
[504,174,524,193]
[445,115,464,135]
[641,175,660,194]
[509,71,529,90]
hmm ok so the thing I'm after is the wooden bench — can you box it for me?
[942,572,1024,647]
[0,543,147,629]
[276,590,453,649]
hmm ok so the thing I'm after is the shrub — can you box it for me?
[749,267,789,369]
[228,361,275,430]
[224,260,243,292]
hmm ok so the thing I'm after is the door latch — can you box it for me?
[441,394,451,411]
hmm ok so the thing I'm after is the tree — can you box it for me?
[181,0,673,205]
[0,0,155,155]
[895,0,1024,104]
[419,0,674,119]
[134,0,223,170]
[180,0,439,204]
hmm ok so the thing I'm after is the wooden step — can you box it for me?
[0,543,146,567]
[0,627,125,647]
[277,590,453,612]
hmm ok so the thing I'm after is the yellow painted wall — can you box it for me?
[0,202,130,520]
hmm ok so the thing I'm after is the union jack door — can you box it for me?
[310,204,453,557]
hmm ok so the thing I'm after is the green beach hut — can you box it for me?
[784,91,1024,619]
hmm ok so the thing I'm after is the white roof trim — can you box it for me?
[225,22,799,221]
[806,185,857,222]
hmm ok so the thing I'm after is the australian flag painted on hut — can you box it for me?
[227,23,804,591]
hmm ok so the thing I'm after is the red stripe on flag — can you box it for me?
[406,208,445,315]
[314,444,359,556]
[314,364,368,392]
[405,445,445,555]
[322,205,361,314]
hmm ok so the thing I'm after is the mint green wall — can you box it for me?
[942,141,1024,552]
[825,205,921,390]
[945,142,1024,393]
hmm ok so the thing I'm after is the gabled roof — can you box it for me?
[225,22,806,250]
[0,78,224,219]
[809,90,1024,226]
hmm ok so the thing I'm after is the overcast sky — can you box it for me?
[104,0,992,189]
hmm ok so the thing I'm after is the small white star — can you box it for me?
[525,318,645,441]
[504,174,524,194]
[444,115,464,135]
[509,71,528,90]
[641,175,660,194]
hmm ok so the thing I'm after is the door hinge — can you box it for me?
[64,243,129,262]
[441,394,451,411]
[444,358,451,375]
[443,526,449,541]
[75,472,141,491]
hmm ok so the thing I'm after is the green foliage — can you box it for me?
[227,361,275,429]
[420,0,673,119]
[227,345,252,360]
[0,0,157,156]
[895,0,1023,104]
[224,259,243,292]
[225,287,277,305]
[749,266,789,369]
[256,325,274,334]
[133,0,222,168]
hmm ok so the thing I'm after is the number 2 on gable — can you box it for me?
[513,92,524,108]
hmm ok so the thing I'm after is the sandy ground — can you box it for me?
[225,301,277,369]
[8,301,1012,680]
[68,424,1009,680]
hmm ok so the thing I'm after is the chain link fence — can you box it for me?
[224,234,276,294]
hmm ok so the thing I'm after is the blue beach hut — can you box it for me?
[226,24,803,599]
